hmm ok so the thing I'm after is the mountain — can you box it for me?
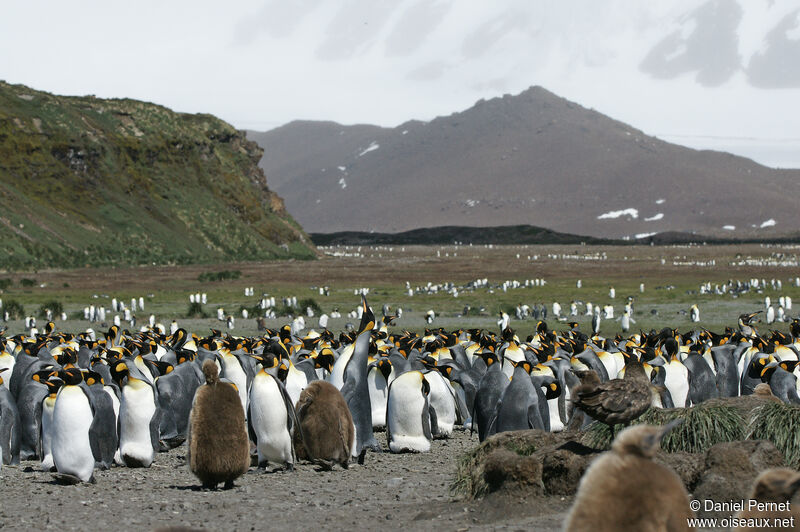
[248,86,800,239]
[0,81,314,269]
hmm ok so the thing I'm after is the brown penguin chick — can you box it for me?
[734,468,800,531]
[753,383,783,403]
[572,360,652,438]
[565,420,693,532]
[188,360,250,489]
[293,380,354,470]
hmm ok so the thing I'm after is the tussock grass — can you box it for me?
[747,401,800,469]
[582,404,745,452]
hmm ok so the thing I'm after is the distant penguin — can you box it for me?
[293,380,354,469]
[188,360,250,489]
[386,370,433,453]
[734,468,800,531]
[340,296,380,459]
[0,368,20,467]
[565,420,692,532]
[689,304,700,323]
[248,363,298,470]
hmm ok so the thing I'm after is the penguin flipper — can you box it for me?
[149,406,161,453]
[275,377,305,452]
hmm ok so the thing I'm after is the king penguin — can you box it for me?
[473,350,510,442]
[113,360,160,468]
[188,360,250,489]
[248,358,299,471]
[565,420,692,532]
[339,295,380,460]
[0,368,20,467]
[50,369,102,483]
[386,370,433,453]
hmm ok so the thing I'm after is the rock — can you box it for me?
[692,440,785,518]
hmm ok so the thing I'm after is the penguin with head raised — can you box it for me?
[565,419,692,532]
[386,370,433,453]
[339,295,380,460]
[490,360,546,435]
[472,350,510,442]
[293,380,354,469]
[248,355,299,471]
[112,359,160,468]
[0,368,20,467]
[188,360,250,489]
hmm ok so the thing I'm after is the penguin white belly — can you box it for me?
[0,354,14,389]
[367,369,388,429]
[328,345,353,390]
[249,374,293,466]
[284,367,307,407]
[386,374,431,453]
[40,396,57,471]
[52,387,95,482]
[425,371,456,437]
[221,356,249,417]
[119,380,156,467]
[547,398,564,432]
[664,362,689,408]
[501,347,524,378]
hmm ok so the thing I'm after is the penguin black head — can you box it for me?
[760,362,779,382]
[478,350,498,367]
[82,370,105,387]
[512,359,532,374]
[358,295,375,334]
[537,321,549,334]
[544,379,561,400]
[662,338,679,358]
[315,348,336,373]
[277,359,289,383]
[58,367,84,386]
[372,358,393,380]
[420,375,430,397]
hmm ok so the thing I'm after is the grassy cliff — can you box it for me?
[0,81,315,270]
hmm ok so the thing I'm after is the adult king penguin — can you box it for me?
[340,295,380,461]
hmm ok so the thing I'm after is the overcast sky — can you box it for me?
[2,0,799,167]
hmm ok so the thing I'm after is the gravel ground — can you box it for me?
[0,428,571,531]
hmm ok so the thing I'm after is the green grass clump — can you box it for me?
[582,403,745,453]
[748,401,800,469]
[198,270,241,282]
[186,301,208,318]
[298,298,322,315]
[3,299,24,319]
[37,300,64,318]
[19,278,36,287]
[0,278,11,290]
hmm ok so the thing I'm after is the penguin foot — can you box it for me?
[357,449,366,465]
[284,462,294,472]
[52,473,83,485]
[311,459,334,471]
[223,480,234,490]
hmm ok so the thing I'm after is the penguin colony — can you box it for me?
[2,301,800,488]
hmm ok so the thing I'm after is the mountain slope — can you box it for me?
[0,81,314,269]
[249,86,800,239]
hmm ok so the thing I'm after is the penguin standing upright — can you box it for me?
[38,374,61,471]
[0,368,20,467]
[248,360,298,470]
[491,360,545,434]
[188,360,250,489]
[386,370,433,453]
[473,351,510,442]
[367,358,392,429]
[114,361,160,468]
[340,296,380,460]
[50,369,103,483]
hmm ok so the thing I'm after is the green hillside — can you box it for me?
[0,81,315,270]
